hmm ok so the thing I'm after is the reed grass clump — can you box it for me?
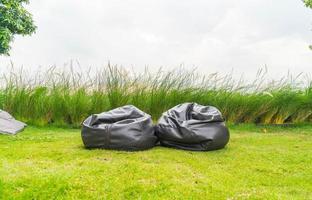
[1,64,311,127]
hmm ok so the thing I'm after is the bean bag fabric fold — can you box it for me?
[156,103,230,151]
[81,105,157,151]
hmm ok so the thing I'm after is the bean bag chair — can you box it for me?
[155,103,230,151]
[0,110,26,135]
[81,105,157,151]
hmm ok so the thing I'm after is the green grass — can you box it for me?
[0,126,311,199]
[2,65,312,127]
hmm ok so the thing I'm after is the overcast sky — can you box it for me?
[0,0,312,78]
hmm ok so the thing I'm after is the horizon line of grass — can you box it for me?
[1,63,312,127]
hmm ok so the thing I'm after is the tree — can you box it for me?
[0,0,36,55]
[304,0,312,50]
[304,0,312,8]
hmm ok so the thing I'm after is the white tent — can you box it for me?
[0,110,26,135]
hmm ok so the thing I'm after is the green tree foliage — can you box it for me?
[304,0,312,8]
[0,0,36,55]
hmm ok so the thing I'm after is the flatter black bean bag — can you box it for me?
[156,103,230,151]
[81,105,157,151]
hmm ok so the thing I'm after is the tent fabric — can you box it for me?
[81,105,157,151]
[155,103,230,151]
[0,110,27,135]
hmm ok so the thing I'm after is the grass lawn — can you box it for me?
[0,125,312,200]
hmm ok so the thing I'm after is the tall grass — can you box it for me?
[1,64,311,127]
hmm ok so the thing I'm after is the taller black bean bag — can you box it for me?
[81,105,157,151]
[156,103,230,151]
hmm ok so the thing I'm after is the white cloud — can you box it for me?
[0,0,312,78]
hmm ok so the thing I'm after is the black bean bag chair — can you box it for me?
[81,105,157,151]
[155,103,230,151]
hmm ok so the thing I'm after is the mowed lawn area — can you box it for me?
[0,126,311,200]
